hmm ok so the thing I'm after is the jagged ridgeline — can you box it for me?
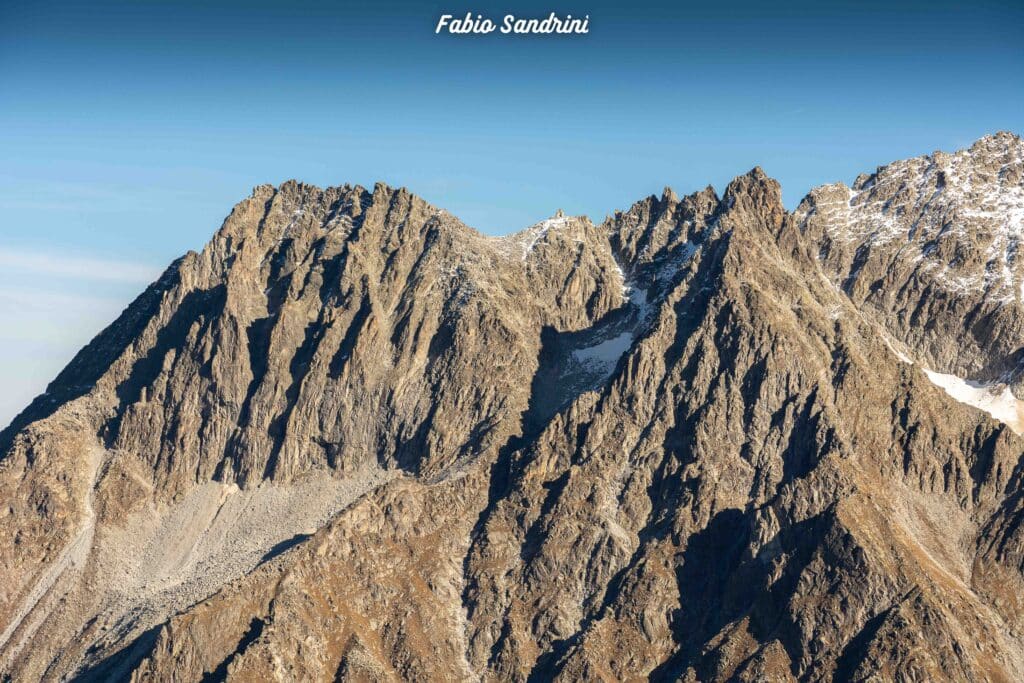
[2,133,1024,682]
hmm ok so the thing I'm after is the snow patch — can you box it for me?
[881,334,913,364]
[874,330,1021,433]
[614,262,630,296]
[521,213,571,260]
[923,369,1024,434]
[572,332,633,370]
[629,284,648,310]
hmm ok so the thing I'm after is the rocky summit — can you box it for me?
[2,133,1024,682]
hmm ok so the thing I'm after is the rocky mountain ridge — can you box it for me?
[1,132,1024,681]
[798,131,1024,384]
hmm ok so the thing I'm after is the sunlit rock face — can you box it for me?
[2,134,1024,682]
[797,132,1024,383]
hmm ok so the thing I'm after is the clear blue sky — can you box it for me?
[0,0,1022,425]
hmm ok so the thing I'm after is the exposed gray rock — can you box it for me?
[2,134,1023,682]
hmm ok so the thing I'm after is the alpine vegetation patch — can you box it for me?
[435,12,590,35]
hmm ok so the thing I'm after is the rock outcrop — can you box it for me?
[1,133,1023,681]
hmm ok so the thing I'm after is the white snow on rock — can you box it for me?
[573,332,633,370]
[797,134,1024,304]
[880,333,913,364]
[520,211,572,260]
[876,333,1022,434]
[614,262,629,295]
[923,369,1024,434]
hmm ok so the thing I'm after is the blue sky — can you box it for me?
[0,0,1022,425]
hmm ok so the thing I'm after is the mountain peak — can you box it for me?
[721,166,785,231]
[4,136,1024,681]
[799,130,1024,381]
[970,129,1022,152]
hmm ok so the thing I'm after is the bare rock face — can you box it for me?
[2,134,1024,682]
[797,131,1024,383]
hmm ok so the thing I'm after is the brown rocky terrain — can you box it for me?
[1,133,1023,682]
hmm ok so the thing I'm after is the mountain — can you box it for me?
[2,133,1024,682]
[799,131,1024,390]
